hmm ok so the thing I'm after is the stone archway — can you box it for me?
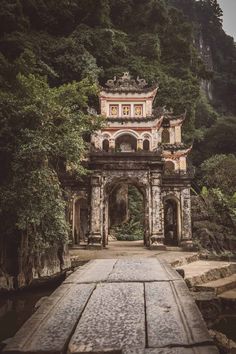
[104,179,147,246]
[163,197,181,246]
[88,152,164,249]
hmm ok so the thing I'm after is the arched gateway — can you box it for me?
[68,73,193,250]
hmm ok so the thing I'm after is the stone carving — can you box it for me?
[105,72,148,91]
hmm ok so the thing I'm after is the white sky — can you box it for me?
[217,0,236,39]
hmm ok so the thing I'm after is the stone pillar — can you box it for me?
[179,156,187,172]
[137,139,143,150]
[146,99,152,116]
[150,172,165,249]
[180,187,193,250]
[87,175,103,249]
[175,125,182,143]
[109,139,115,150]
[71,198,76,246]
[103,198,109,246]
[144,186,150,247]
[170,127,175,144]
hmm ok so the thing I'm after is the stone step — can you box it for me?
[195,274,236,295]
[181,260,236,288]
[170,253,199,268]
[218,287,236,300]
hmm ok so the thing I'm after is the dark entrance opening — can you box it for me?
[164,199,178,246]
[162,128,170,143]
[107,183,145,243]
[143,139,150,151]
[102,139,109,152]
[115,135,137,152]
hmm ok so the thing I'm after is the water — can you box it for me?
[213,316,236,342]
[0,281,62,344]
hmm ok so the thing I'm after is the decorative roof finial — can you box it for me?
[105,72,148,91]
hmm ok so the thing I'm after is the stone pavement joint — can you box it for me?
[3,258,219,354]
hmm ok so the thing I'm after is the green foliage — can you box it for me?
[194,117,236,165]
[201,186,209,197]
[200,154,236,196]
[0,73,101,251]
[0,0,236,251]
[195,94,218,129]
[113,186,144,241]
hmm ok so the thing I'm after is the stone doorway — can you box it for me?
[164,198,180,246]
[88,152,165,249]
[73,198,89,245]
[106,183,146,245]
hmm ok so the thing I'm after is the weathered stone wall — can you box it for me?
[0,233,71,292]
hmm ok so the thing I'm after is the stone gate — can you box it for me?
[67,73,193,250]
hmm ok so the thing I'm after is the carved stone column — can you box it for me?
[180,187,193,250]
[103,197,109,247]
[150,172,165,249]
[109,139,115,150]
[71,197,76,246]
[87,174,103,249]
[137,139,143,150]
[143,186,150,247]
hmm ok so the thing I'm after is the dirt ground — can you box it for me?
[69,240,196,264]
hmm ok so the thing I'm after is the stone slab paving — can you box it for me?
[4,258,219,354]
[145,281,211,347]
[65,259,117,284]
[107,258,181,282]
[69,282,145,353]
[3,283,95,353]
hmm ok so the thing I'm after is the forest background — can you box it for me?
[0,0,236,249]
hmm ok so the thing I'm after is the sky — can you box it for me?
[217,0,236,39]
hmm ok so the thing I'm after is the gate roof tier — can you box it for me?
[88,151,164,171]
[100,72,158,105]
[160,144,192,158]
[104,116,163,130]
[161,112,186,128]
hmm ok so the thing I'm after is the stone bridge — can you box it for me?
[4,259,219,354]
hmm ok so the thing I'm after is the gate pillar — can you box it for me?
[150,171,165,249]
[87,174,103,248]
[180,187,193,250]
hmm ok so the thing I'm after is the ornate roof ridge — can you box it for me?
[159,143,191,151]
[103,72,158,92]
[164,110,186,121]
[152,107,186,122]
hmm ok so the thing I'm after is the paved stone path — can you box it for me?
[4,258,219,354]
[70,240,197,263]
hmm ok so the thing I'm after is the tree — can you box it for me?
[200,154,236,196]
[0,73,101,251]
